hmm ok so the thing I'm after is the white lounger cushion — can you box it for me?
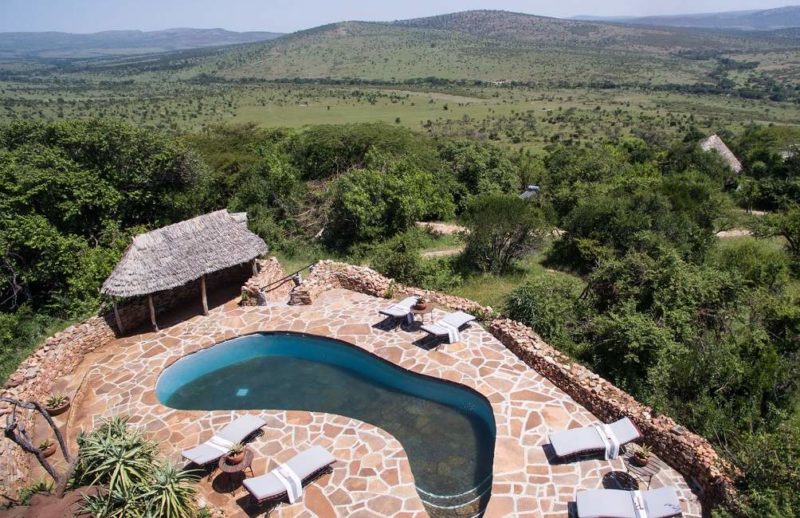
[182,415,266,465]
[421,311,476,343]
[549,417,641,458]
[378,297,418,318]
[576,487,682,518]
[244,445,337,502]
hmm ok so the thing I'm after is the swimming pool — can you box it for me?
[156,332,496,515]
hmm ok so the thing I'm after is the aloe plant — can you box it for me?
[44,394,68,408]
[138,461,198,518]
[74,416,157,495]
[227,442,245,456]
[74,416,198,518]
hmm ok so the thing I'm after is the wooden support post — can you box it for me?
[200,274,209,316]
[252,258,258,276]
[148,294,158,332]
[113,302,125,335]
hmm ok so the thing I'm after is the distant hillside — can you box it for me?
[12,10,800,92]
[176,10,799,85]
[581,6,800,31]
[0,28,283,59]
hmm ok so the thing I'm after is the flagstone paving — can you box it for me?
[64,289,702,517]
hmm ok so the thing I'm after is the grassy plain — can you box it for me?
[3,80,799,153]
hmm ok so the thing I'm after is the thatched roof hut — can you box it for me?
[700,134,743,173]
[102,210,267,330]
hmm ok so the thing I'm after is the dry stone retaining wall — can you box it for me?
[0,315,116,497]
[241,258,291,305]
[290,260,739,512]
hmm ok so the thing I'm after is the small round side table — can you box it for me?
[217,447,255,494]
[410,306,434,324]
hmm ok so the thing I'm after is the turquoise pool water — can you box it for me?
[156,332,495,514]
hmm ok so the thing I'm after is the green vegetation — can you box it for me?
[462,194,549,274]
[0,119,207,381]
[2,10,800,516]
[1,112,797,518]
[74,416,198,518]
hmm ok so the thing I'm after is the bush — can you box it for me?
[711,238,789,290]
[505,275,584,354]
[370,230,462,291]
[370,231,426,283]
[325,159,454,250]
[755,205,800,272]
[463,194,549,274]
[289,123,439,180]
[730,421,800,516]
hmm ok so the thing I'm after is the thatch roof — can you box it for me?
[101,210,267,298]
[700,134,743,173]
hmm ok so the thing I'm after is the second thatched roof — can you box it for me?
[101,210,267,298]
[701,134,743,173]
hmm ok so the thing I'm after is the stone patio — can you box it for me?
[56,288,701,517]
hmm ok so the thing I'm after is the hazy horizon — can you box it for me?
[1,0,797,34]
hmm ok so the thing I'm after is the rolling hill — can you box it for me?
[575,5,800,31]
[0,28,283,59]
[163,10,800,87]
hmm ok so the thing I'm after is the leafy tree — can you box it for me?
[325,158,454,250]
[463,194,549,274]
[227,143,306,246]
[437,140,522,202]
[289,122,439,180]
[755,205,800,271]
[541,144,627,217]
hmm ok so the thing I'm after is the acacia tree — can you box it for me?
[463,193,550,274]
[756,205,800,271]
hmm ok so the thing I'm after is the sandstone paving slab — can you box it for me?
[60,289,701,517]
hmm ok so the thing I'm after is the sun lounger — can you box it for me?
[421,311,476,343]
[182,415,266,466]
[576,487,683,518]
[548,417,641,460]
[243,445,337,504]
[378,296,419,324]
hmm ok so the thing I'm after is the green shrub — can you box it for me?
[463,194,549,274]
[325,160,454,250]
[370,230,462,291]
[711,238,789,290]
[289,122,439,180]
[505,275,583,354]
[17,479,53,506]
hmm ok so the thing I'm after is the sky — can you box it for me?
[0,0,796,33]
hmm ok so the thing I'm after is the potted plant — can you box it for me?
[44,394,70,416]
[225,442,246,465]
[631,444,652,467]
[413,296,429,311]
[38,439,56,458]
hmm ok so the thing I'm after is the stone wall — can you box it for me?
[241,258,292,305]
[289,260,493,318]
[0,316,116,497]
[290,260,739,511]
